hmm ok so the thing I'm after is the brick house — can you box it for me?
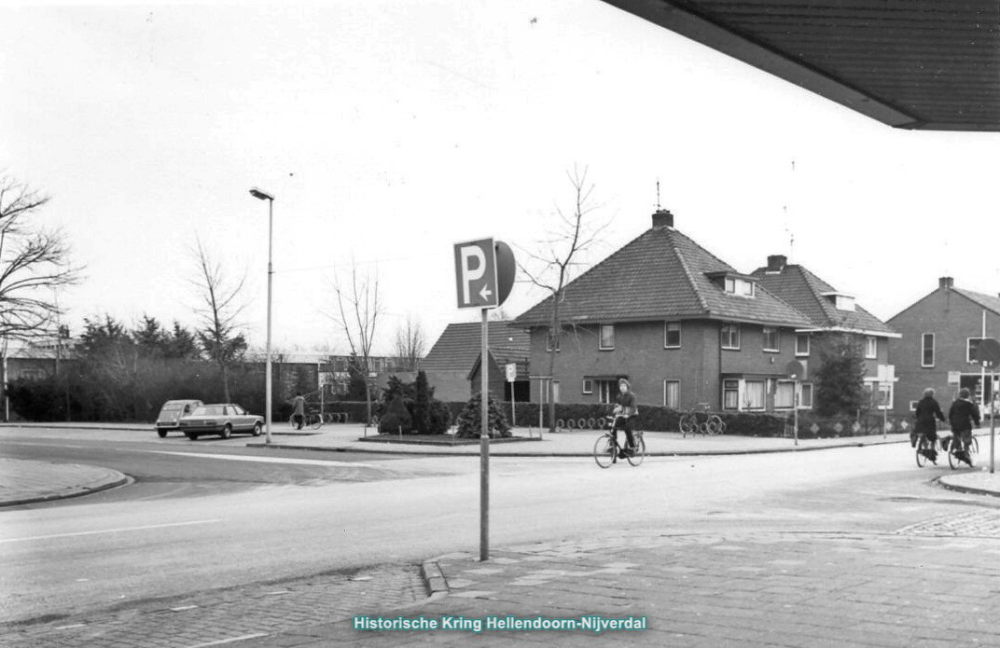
[887,277,1000,416]
[512,210,813,413]
[420,322,530,402]
[750,255,899,412]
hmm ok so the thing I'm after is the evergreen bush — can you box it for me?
[378,394,413,434]
[455,392,511,438]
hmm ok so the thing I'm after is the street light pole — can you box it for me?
[250,187,275,444]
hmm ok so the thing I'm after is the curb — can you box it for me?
[0,473,131,508]
[421,561,449,599]
[937,475,1000,499]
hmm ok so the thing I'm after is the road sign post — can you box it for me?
[786,361,804,446]
[975,338,1000,474]
[454,238,516,561]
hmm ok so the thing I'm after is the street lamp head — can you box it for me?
[249,187,274,201]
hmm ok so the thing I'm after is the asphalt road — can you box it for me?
[2,426,997,627]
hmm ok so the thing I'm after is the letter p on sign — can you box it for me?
[454,239,499,309]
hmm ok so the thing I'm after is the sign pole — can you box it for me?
[480,307,490,561]
[793,381,799,446]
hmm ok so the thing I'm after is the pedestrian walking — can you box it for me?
[290,392,306,430]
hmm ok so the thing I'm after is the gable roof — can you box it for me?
[750,263,897,337]
[954,288,1000,317]
[420,321,530,373]
[513,223,812,329]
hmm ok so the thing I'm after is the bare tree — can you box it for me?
[0,175,81,421]
[393,316,425,371]
[190,239,247,402]
[519,166,608,432]
[0,175,80,342]
[328,262,382,424]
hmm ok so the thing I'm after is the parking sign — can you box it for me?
[454,239,499,309]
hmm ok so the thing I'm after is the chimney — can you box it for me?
[939,276,954,290]
[766,255,787,272]
[651,209,674,229]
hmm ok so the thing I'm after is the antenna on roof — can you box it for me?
[655,178,661,210]
[784,159,796,261]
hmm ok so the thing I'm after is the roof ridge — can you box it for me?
[667,229,710,313]
[953,287,1000,316]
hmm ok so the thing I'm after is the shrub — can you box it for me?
[412,371,432,434]
[378,395,413,434]
[455,392,511,439]
[427,399,452,434]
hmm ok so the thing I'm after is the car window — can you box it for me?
[162,403,183,412]
[193,405,224,416]
[231,405,245,415]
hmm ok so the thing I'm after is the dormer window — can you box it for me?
[708,271,755,297]
[822,292,855,311]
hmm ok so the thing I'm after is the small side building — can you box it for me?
[420,322,530,402]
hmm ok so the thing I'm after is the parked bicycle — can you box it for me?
[289,409,324,430]
[593,414,645,468]
[679,403,725,437]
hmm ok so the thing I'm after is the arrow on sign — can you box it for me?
[480,285,492,300]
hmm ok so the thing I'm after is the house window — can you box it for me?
[775,381,795,409]
[865,336,877,359]
[864,379,893,410]
[597,380,619,404]
[762,327,780,352]
[799,383,813,409]
[599,325,615,350]
[744,380,766,410]
[795,334,810,356]
[723,379,739,410]
[921,333,935,367]
[968,338,984,363]
[545,331,561,352]
[663,380,680,409]
[721,323,741,350]
[664,322,681,348]
[724,276,755,297]
[582,379,593,395]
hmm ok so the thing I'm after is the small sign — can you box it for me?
[505,363,517,383]
[947,371,961,385]
[876,364,895,382]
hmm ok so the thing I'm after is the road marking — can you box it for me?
[185,633,270,648]
[171,605,199,611]
[151,451,374,468]
[0,519,225,544]
[55,623,86,630]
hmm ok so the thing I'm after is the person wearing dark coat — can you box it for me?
[947,388,981,465]
[913,388,945,463]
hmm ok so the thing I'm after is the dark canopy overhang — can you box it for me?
[601,0,1000,131]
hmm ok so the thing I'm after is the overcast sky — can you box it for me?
[3,1,998,356]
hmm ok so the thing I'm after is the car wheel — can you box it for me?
[221,424,232,440]
[252,422,262,437]
[157,429,168,438]
[186,432,198,441]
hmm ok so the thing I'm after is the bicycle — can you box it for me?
[946,432,979,470]
[289,410,324,430]
[914,433,940,468]
[593,415,645,468]
[679,403,726,437]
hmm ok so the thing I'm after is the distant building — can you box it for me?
[420,322,530,402]
[888,277,1000,415]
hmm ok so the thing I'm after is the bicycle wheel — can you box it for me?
[706,415,724,435]
[310,413,323,430]
[948,441,962,470]
[679,415,695,437]
[915,437,928,468]
[626,434,645,467]
[970,436,980,455]
[593,434,615,469]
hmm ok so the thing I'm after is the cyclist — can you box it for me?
[612,378,639,457]
[913,388,945,464]
[947,388,980,466]
[290,392,306,430]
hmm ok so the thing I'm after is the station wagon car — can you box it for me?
[178,403,264,440]
[155,399,204,438]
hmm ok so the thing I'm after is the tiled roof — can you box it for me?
[420,321,530,373]
[954,288,1000,316]
[513,225,812,328]
[750,263,897,336]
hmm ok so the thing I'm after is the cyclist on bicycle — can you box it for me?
[612,378,638,457]
[947,388,980,466]
[913,387,945,464]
